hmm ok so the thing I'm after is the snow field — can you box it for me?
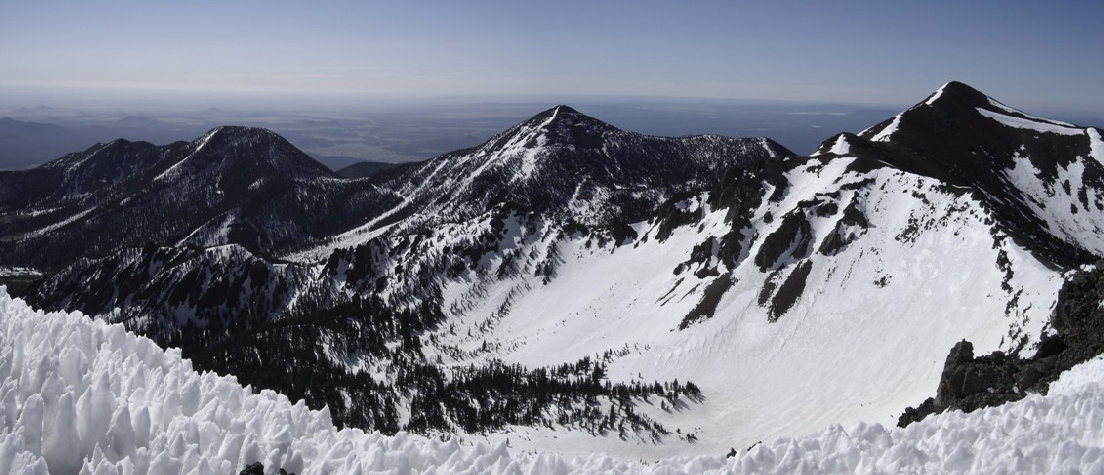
[428,156,1059,458]
[4,287,1104,473]
[1089,128,1104,168]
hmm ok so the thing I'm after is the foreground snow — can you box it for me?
[2,288,1104,474]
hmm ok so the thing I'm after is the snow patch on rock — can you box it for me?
[1002,151,1104,254]
[870,115,901,142]
[828,134,851,155]
[977,108,1083,136]
[1088,128,1104,168]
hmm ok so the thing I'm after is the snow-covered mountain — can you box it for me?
[0,126,398,268]
[4,82,1104,461]
[286,105,790,261]
[845,80,1104,265]
[378,105,788,228]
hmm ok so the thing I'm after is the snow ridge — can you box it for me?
[1090,128,1104,167]
[986,97,1076,127]
[918,81,955,107]
[869,115,901,142]
[976,108,1083,136]
[153,128,219,182]
[0,288,575,474]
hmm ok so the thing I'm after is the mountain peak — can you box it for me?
[193,125,321,162]
[473,105,620,155]
[523,105,604,129]
[151,125,336,184]
[202,125,281,143]
[551,104,580,115]
[916,80,989,110]
[938,80,983,96]
[859,81,1029,144]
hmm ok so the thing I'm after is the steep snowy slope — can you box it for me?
[405,140,1062,457]
[5,288,1104,474]
[853,81,1104,264]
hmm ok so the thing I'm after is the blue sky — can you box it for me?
[1,0,1101,112]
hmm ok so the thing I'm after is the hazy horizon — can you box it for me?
[2,82,1102,173]
[0,91,910,171]
[3,1,1102,170]
[2,1,1102,114]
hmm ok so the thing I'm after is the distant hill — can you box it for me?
[335,160,401,178]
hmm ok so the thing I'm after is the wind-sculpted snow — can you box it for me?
[0,289,628,474]
[5,288,1104,474]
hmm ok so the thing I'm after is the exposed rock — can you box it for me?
[768,261,813,322]
[679,273,735,329]
[754,211,813,271]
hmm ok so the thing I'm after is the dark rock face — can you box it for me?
[754,211,813,271]
[709,159,788,270]
[239,462,295,475]
[679,273,735,329]
[768,260,813,321]
[933,341,1021,406]
[817,199,868,256]
[898,339,1064,427]
[239,462,265,475]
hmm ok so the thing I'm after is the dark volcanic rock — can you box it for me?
[768,260,813,321]
[239,462,264,475]
[679,273,735,329]
[754,211,813,271]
